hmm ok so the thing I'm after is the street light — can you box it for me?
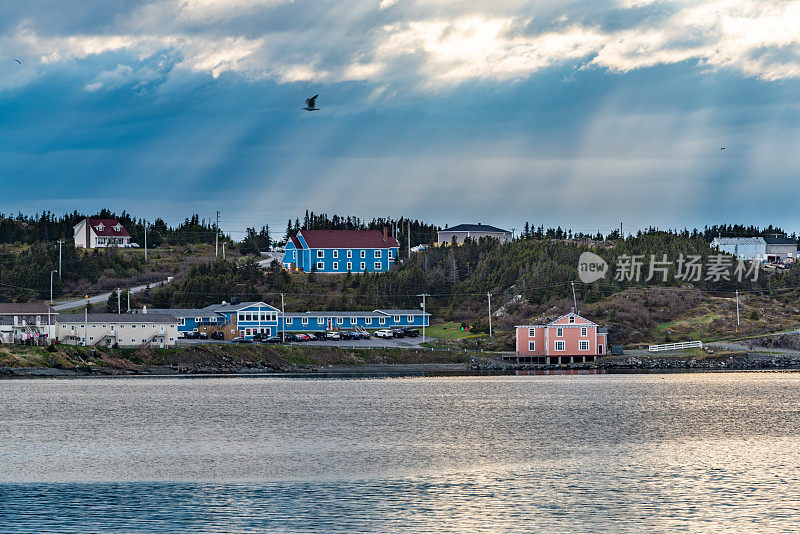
[49,270,58,304]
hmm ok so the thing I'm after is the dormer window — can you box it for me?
[569,315,575,324]
[96,223,104,231]
[113,224,122,232]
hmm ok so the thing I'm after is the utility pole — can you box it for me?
[735,290,740,333]
[50,270,58,304]
[571,281,578,314]
[420,293,428,343]
[487,292,493,337]
[127,290,131,313]
[620,222,623,239]
[144,220,148,263]
[57,239,63,280]
[117,288,122,314]
[281,293,285,341]
[215,210,220,258]
[84,295,89,346]
[222,242,226,260]
[408,221,411,258]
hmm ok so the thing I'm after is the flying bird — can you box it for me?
[720,147,726,150]
[13,59,22,64]
[303,94,319,111]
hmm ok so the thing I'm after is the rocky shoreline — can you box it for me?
[3,350,800,378]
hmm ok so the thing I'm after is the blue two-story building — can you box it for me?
[283,230,400,273]
[280,309,429,334]
[149,300,280,339]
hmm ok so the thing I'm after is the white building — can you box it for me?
[56,313,178,348]
[711,236,797,263]
[74,218,134,248]
[437,223,512,245]
[0,303,57,344]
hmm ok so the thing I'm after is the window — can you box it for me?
[89,336,94,341]
[92,325,97,328]
[529,328,535,337]
[317,250,324,258]
[337,317,343,325]
[285,318,292,325]
[374,261,382,270]
[318,318,325,325]
[360,262,366,270]
[178,318,185,326]
[132,325,136,329]
[569,315,575,324]
[375,250,382,258]
[351,317,357,324]
[407,315,413,323]
[360,250,366,258]
[581,327,587,337]
[379,318,386,325]
[238,313,245,322]
[556,327,563,337]
[292,251,296,259]
[96,223,104,231]
[347,262,352,271]
[394,315,400,323]
[333,262,339,270]
[555,341,566,351]
[169,338,174,342]
[528,341,535,351]
[261,313,266,321]
[367,318,373,325]
[302,318,309,326]
[347,250,353,258]
[333,250,338,258]
[389,250,394,259]
[579,341,590,351]
[316,261,324,270]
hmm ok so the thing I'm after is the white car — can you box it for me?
[374,329,394,339]
[325,331,341,340]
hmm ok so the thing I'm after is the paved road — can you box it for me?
[53,277,173,311]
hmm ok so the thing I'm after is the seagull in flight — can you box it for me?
[303,94,319,111]
[13,59,22,64]
[720,147,725,150]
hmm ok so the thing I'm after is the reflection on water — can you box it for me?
[1,374,800,532]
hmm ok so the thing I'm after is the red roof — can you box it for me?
[298,230,400,249]
[290,236,302,248]
[88,218,130,238]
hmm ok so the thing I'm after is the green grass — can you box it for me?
[424,322,483,340]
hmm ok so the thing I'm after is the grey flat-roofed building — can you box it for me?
[764,237,798,262]
[56,313,178,348]
[437,223,512,245]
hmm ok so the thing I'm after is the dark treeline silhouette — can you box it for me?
[0,210,226,246]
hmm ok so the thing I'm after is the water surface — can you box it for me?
[2,374,799,532]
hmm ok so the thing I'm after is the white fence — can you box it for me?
[648,341,703,352]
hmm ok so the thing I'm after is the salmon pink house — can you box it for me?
[514,312,608,364]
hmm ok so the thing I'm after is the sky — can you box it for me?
[2,0,800,238]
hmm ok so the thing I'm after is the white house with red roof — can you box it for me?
[282,229,400,273]
[73,218,134,248]
[514,312,608,364]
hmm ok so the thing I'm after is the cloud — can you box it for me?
[2,0,800,92]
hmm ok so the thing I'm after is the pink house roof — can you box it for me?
[88,218,130,238]
[298,230,400,249]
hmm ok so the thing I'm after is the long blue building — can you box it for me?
[283,230,400,273]
[148,301,429,339]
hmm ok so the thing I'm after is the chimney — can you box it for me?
[143,306,148,314]
[383,227,388,242]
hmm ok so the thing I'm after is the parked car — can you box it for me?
[325,331,341,340]
[310,332,327,340]
[198,332,209,340]
[263,336,283,344]
[401,328,419,337]
[184,331,200,339]
[352,331,370,340]
[210,331,225,340]
[374,329,394,339]
[231,337,252,344]
[339,331,356,340]
[390,328,406,338]
[297,333,312,341]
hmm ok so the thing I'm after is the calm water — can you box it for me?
[1,373,800,532]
